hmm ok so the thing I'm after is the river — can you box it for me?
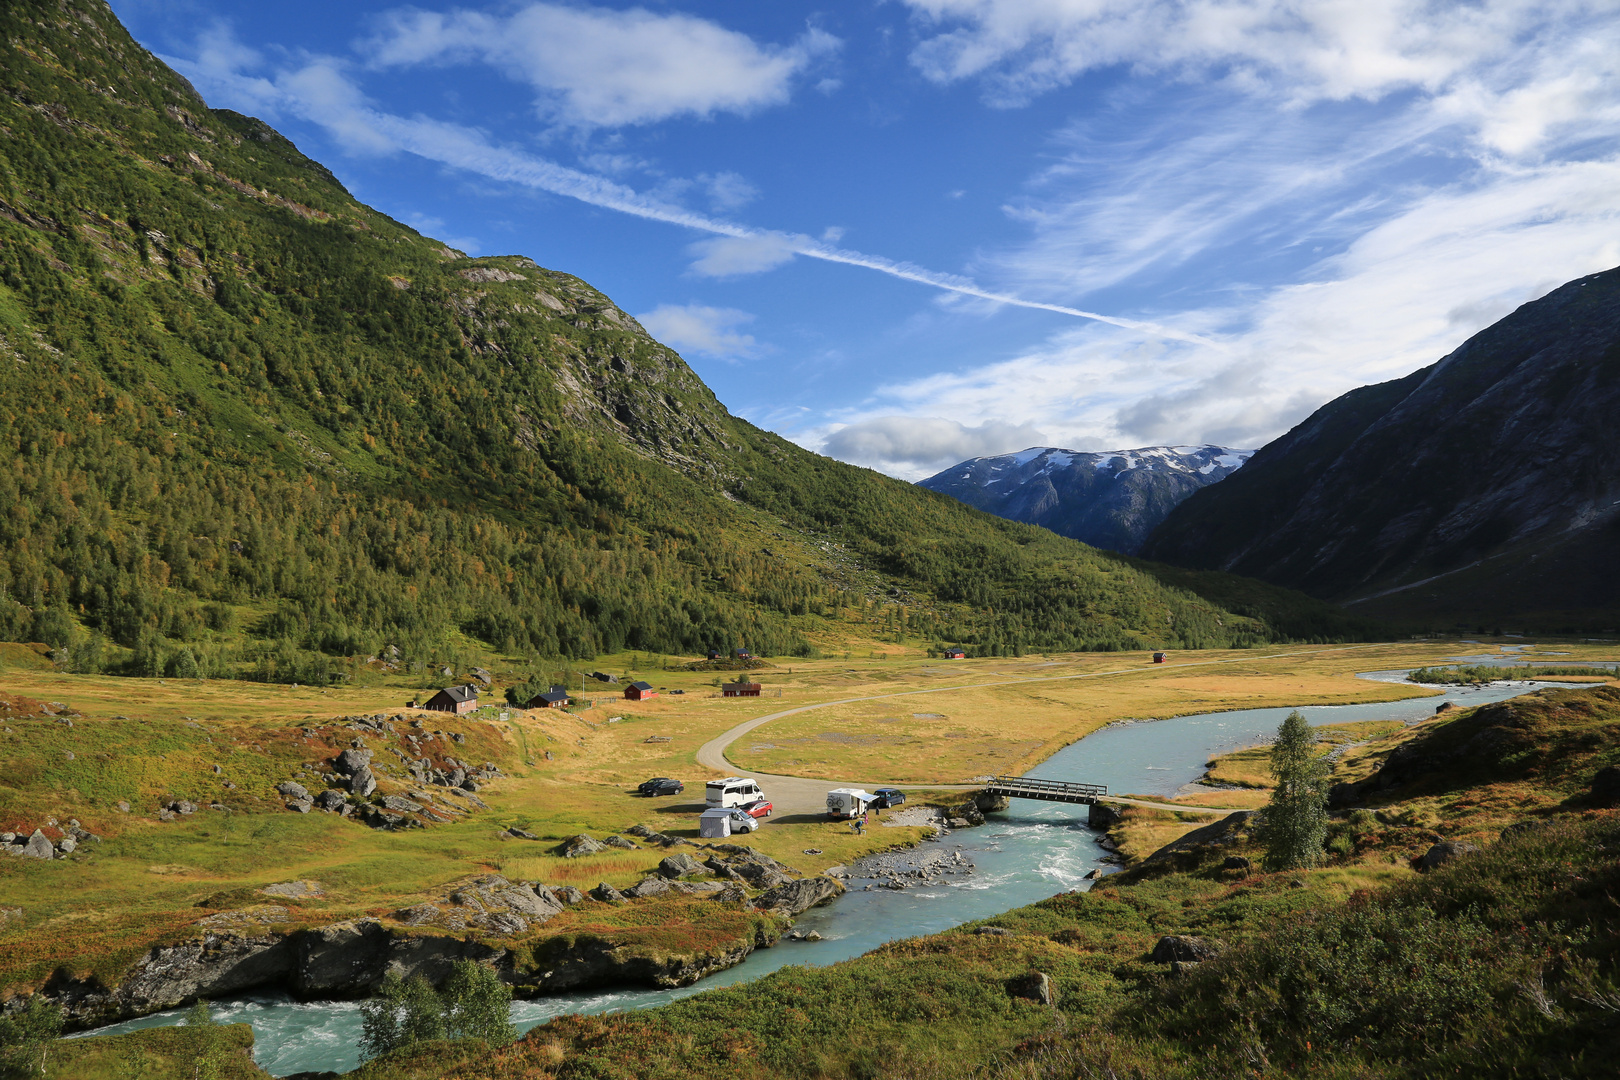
[79,673,1558,1075]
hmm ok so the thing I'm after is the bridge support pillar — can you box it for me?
[1088,802,1122,830]
[974,791,1011,814]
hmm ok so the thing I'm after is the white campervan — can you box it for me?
[705,777,763,808]
[826,788,875,820]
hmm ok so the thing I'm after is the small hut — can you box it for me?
[423,684,480,714]
[944,647,966,660]
[722,681,762,697]
[624,681,657,701]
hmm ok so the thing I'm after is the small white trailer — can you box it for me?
[826,788,875,820]
[700,807,734,838]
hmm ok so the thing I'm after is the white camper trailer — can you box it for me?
[705,777,763,808]
[826,788,875,820]
[699,807,734,838]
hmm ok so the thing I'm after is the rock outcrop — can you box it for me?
[753,876,844,916]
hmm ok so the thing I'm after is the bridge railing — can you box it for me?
[984,775,1108,799]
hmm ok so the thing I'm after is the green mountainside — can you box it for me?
[1143,268,1620,633]
[0,0,1363,681]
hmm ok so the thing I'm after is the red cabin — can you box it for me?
[624,681,657,700]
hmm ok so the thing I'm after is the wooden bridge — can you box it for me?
[981,775,1108,805]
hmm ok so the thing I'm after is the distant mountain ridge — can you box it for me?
[1142,266,1620,631]
[918,445,1253,554]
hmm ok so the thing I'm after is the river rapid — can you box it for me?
[81,674,1560,1076]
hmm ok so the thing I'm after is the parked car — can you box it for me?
[638,777,684,796]
[741,798,773,818]
[701,807,761,835]
[725,808,761,833]
[871,788,906,810]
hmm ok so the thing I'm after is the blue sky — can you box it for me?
[111,0,1620,479]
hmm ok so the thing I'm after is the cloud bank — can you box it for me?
[634,304,761,361]
[819,416,1049,479]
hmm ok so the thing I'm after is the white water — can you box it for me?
[79,675,1556,1076]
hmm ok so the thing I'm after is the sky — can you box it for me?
[110,0,1620,480]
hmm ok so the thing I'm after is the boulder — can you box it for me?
[22,830,53,860]
[624,877,672,899]
[379,796,423,814]
[1149,935,1224,963]
[314,790,347,812]
[974,792,1010,813]
[624,824,655,838]
[729,861,790,889]
[169,800,198,815]
[503,828,539,841]
[753,876,844,916]
[976,926,1014,938]
[497,886,564,923]
[1007,971,1055,1006]
[589,882,627,904]
[1223,856,1252,872]
[1142,812,1254,866]
[1088,802,1123,829]
[602,835,637,849]
[711,885,748,903]
[1083,868,1102,880]
[348,767,377,798]
[559,834,605,858]
[286,799,312,814]
[1417,841,1480,871]
[56,836,76,855]
[334,749,373,775]
[276,781,311,802]
[657,853,708,879]
[553,886,586,905]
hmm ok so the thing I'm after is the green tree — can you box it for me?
[359,973,446,1062]
[182,1000,226,1080]
[1263,710,1330,871]
[0,995,63,1077]
[167,647,200,679]
[440,959,517,1047]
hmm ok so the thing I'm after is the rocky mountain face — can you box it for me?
[919,446,1252,554]
[1142,267,1620,630]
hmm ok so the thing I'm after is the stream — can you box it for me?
[81,672,1563,1075]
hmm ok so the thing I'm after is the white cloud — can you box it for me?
[685,233,799,277]
[635,304,761,360]
[700,171,759,212]
[362,3,839,128]
[818,416,1050,479]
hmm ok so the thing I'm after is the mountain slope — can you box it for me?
[0,0,1365,673]
[919,445,1252,554]
[1142,268,1620,630]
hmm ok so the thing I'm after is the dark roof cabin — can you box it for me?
[625,681,657,701]
[722,681,762,697]
[424,684,479,714]
[944,648,966,659]
[529,685,571,709]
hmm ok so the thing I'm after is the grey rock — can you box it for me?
[753,876,843,916]
[504,828,539,841]
[560,834,605,858]
[314,790,347,812]
[624,824,655,838]
[276,781,311,802]
[1083,868,1102,880]
[379,796,423,814]
[554,886,586,905]
[590,882,627,904]
[286,799,313,814]
[334,749,373,775]
[116,801,130,813]
[56,836,76,855]
[169,800,198,815]
[657,853,708,879]
[1088,802,1123,829]
[974,792,1010,813]
[348,767,377,797]
[497,886,563,923]
[712,885,748,903]
[624,876,672,899]
[1007,971,1055,1006]
[1149,935,1224,963]
[602,835,637,849]
[975,926,1014,938]
[22,830,54,860]
[1418,841,1480,871]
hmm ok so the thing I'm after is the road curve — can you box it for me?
[695,642,1389,816]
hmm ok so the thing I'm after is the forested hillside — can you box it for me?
[0,0,1364,682]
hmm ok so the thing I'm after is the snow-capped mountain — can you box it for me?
[918,445,1253,554]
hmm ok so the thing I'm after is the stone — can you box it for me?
[1417,841,1480,871]
[602,835,637,849]
[802,931,822,941]
[379,796,423,815]
[314,790,347,812]
[1088,802,1123,829]
[276,781,311,802]
[497,886,564,922]
[947,817,971,829]
[559,834,606,858]
[22,830,53,860]
[503,828,539,841]
[348,767,377,798]
[1149,935,1224,963]
[975,926,1014,937]
[1007,971,1055,1006]
[624,824,655,838]
[657,853,708,878]
[395,903,441,926]
[116,801,130,813]
[753,876,844,916]
[1223,856,1252,872]
[624,876,672,899]
[334,748,373,775]
[169,800,198,815]
[590,882,626,904]
[56,836,76,855]
[974,792,1010,813]
[1083,868,1102,880]
[712,885,748,903]
[262,880,324,899]
[1591,765,1620,807]
[554,886,586,905]
[729,860,790,890]
[287,799,312,814]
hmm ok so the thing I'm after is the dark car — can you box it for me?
[741,798,773,818]
[637,777,684,796]
[871,788,906,809]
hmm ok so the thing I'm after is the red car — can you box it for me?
[741,798,773,819]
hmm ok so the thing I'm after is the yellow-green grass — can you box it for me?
[1203,719,1406,789]
[43,1024,270,1079]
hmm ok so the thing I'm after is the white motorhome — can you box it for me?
[705,777,763,808]
[826,788,875,820]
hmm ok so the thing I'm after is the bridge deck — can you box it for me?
[982,775,1107,805]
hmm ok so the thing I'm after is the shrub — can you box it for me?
[0,995,62,1077]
